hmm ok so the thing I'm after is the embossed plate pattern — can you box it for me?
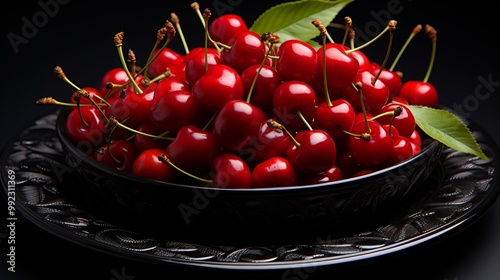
[1,111,499,270]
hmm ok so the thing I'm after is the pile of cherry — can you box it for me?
[45,11,439,189]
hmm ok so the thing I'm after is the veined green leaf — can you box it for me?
[408,105,488,160]
[249,0,355,45]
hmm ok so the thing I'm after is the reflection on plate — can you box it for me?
[1,111,499,270]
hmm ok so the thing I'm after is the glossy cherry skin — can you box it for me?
[299,164,343,185]
[251,157,297,188]
[211,153,252,189]
[152,77,190,101]
[386,135,414,166]
[99,67,129,97]
[376,103,416,138]
[149,89,200,133]
[286,129,337,175]
[165,125,220,176]
[272,80,317,132]
[316,43,360,94]
[275,39,318,84]
[220,30,267,73]
[107,88,156,128]
[208,14,248,45]
[339,69,389,114]
[132,148,176,182]
[398,80,438,107]
[369,62,402,100]
[313,98,355,141]
[146,47,185,79]
[191,64,244,113]
[184,48,221,86]
[65,106,107,148]
[240,64,281,114]
[212,99,267,153]
[92,139,138,173]
[340,45,371,71]
[241,119,293,165]
[347,120,394,168]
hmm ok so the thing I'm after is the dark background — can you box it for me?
[1,0,500,279]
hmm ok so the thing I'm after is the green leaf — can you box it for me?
[249,0,355,45]
[407,105,488,160]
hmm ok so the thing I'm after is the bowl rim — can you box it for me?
[55,108,442,193]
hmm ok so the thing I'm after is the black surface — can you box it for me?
[2,0,500,279]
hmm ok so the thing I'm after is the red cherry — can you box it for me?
[184,48,221,85]
[93,139,138,173]
[107,88,155,128]
[339,69,389,114]
[251,157,297,188]
[369,62,402,100]
[69,87,103,108]
[347,120,394,168]
[220,30,266,73]
[335,151,361,178]
[152,77,190,100]
[376,103,416,138]
[191,64,244,113]
[165,125,220,176]
[240,64,281,114]
[299,164,343,185]
[132,121,171,153]
[211,153,252,189]
[146,47,185,79]
[212,99,267,153]
[272,80,316,132]
[65,106,107,148]
[341,45,371,71]
[408,129,422,147]
[386,135,414,165]
[132,148,176,182]
[398,80,438,107]
[286,129,337,175]
[149,89,200,134]
[99,67,129,96]
[208,14,248,45]
[316,43,359,94]
[313,98,355,141]
[275,39,318,84]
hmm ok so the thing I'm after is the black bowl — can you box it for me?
[56,108,444,245]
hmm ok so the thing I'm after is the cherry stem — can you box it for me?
[158,153,214,184]
[313,18,334,44]
[109,116,175,141]
[267,119,301,147]
[36,97,107,107]
[246,33,280,103]
[191,2,222,52]
[53,66,110,106]
[372,21,396,85]
[296,110,313,131]
[370,106,402,121]
[99,144,123,166]
[139,21,176,79]
[423,24,437,83]
[389,24,422,71]
[352,82,371,134]
[341,17,352,46]
[144,26,167,79]
[345,20,397,55]
[203,8,211,71]
[142,68,172,86]
[114,32,143,94]
[76,89,109,122]
[312,19,332,107]
[171,12,190,54]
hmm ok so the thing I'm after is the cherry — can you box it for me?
[275,39,318,85]
[272,80,316,132]
[65,106,107,148]
[107,87,156,128]
[184,47,221,85]
[99,67,129,98]
[132,121,171,152]
[191,64,244,113]
[340,45,371,71]
[369,62,402,100]
[285,129,337,175]
[375,103,416,138]
[212,99,267,153]
[146,47,185,80]
[240,64,281,114]
[299,164,343,185]
[165,125,220,176]
[335,151,361,179]
[386,135,414,165]
[210,153,252,189]
[152,76,190,100]
[316,43,359,95]
[250,157,297,188]
[208,13,248,46]
[132,148,176,182]
[398,80,438,107]
[313,98,355,141]
[220,30,267,73]
[69,87,104,108]
[408,129,422,147]
[149,89,200,133]
[347,120,394,168]
[93,139,138,173]
[339,69,389,114]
